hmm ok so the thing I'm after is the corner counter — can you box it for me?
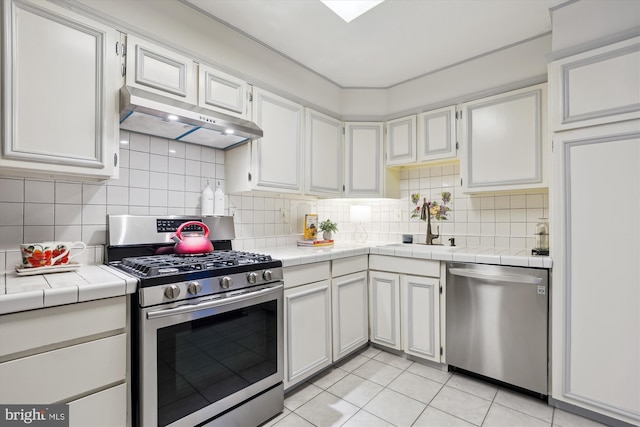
[249,242,553,269]
[0,265,137,315]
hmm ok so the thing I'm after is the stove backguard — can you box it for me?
[106,215,235,262]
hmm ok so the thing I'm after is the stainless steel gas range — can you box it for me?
[106,215,284,427]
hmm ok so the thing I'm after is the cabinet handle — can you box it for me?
[114,153,118,167]
[449,268,542,285]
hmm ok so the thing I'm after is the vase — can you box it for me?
[323,231,332,240]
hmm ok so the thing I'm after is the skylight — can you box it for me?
[320,0,385,23]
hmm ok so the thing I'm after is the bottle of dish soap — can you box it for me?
[201,180,214,216]
[213,181,225,216]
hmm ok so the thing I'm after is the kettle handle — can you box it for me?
[175,221,210,239]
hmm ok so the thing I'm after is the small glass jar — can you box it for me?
[535,218,549,251]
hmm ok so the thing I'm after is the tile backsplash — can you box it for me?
[0,131,548,255]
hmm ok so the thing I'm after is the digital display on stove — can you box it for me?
[156,218,203,233]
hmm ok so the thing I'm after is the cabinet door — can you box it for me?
[386,115,417,166]
[252,88,304,193]
[344,122,384,197]
[417,106,457,163]
[368,271,401,350]
[549,36,640,131]
[198,64,248,118]
[1,0,119,180]
[551,120,640,424]
[401,275,440,363]
[332,271,368,361]
[125,34,196,103]
[69,383,127,427]
[284,280,332,389]
[305,109,343,197]
[459,84,548,193]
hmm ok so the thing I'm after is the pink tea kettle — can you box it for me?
[171,221,214,254]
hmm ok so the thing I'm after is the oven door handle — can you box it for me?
[146,283,283,320]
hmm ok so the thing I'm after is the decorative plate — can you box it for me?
[15,263,81,276]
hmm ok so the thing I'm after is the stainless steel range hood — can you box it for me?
[119,85,263,150]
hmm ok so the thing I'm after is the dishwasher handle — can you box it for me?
[448,268,542,285]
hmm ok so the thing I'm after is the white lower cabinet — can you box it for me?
[368,271,402,350]
[369,255,443,363]
[332,256,369,361]
[69,383,127,427]
[0,296,128,424]
[401,275,440,363]
[283,262,332,390]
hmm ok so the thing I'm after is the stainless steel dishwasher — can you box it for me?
[446,262,549,395]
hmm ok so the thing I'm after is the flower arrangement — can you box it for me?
[410,192,452,221]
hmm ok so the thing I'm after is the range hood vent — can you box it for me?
[119,85,263,150]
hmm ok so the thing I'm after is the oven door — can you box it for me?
[139,283,283,427]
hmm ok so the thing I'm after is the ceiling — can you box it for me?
[182,0,565,89]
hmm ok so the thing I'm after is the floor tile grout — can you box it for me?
[279,345,602,427]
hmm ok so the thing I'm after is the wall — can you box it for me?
[0,131,224,250]
[550,0,640,55]
[0,131,548,253]
[71,0,552,121]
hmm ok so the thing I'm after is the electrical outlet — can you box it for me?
[280,208,289,224]
[229,207,238,217]
[393,209,402,221]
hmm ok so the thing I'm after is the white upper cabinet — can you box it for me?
[125,34,197,104]
[459,83,548,193]
[345,122,400,198]
[417,106,457,163]
[252,88,303,192]
[386,116,417,165]
[1,0,120,180]
[549,36,640,131]
[305,109,343,197]
[198,64,249,119]
[226,87,303,194]
[385,106,457,167]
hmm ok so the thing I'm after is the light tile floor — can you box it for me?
[264,346,611,427]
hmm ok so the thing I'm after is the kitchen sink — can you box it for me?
[386,243,457,252]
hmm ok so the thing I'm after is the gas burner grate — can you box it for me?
[115,251,273,278]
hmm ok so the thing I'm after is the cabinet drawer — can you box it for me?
[369,255,440,277]
[332,255,368,277]
[69,383,127,427]
[0,296,126,358]
[0,333,126,403]
[283,261,330,289]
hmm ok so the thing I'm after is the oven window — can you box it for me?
[156,300,278,427]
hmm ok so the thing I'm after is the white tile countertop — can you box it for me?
[247,242,553,269]
[0,242,551,316]
[0,265,137,315]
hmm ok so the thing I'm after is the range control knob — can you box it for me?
[247,272,258,284]
[263,270,273,281]
[187,281,202,295]
[164,285,181,299]
[220,276,232,289]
